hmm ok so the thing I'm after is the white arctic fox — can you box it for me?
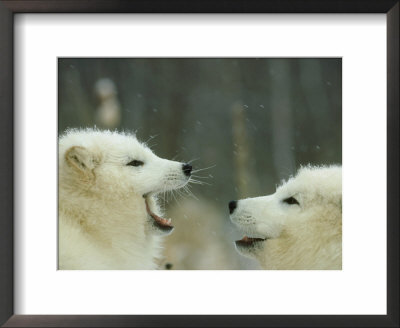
[229,165,342,270]
[58,129,193,270]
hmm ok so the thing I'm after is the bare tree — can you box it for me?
[269,59,295,180]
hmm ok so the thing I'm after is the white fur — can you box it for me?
[58,128,190,269]
[230,165,342,270]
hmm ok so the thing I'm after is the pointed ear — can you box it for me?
[65,146,98,180]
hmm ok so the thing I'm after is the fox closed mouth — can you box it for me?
[144,197,173,232]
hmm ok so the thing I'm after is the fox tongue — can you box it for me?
[239,236,265,243]
[145,199,172,227]
[242,236,250,242]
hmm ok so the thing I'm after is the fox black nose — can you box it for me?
[182,163,192,177]
[229,200,237,214]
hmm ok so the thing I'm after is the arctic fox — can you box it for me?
[229,165,342,270]
[58,128,193,269]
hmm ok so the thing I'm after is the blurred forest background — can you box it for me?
[58,58,342,270]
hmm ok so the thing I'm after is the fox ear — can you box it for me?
[65,146,98,180]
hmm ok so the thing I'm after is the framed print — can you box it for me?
[0,1,398,327]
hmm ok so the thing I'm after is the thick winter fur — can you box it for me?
[230,165,342,270]
[58,129,191,269]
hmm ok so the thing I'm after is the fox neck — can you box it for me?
[59,191,154,244]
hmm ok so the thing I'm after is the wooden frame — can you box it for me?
[0,1,398,327]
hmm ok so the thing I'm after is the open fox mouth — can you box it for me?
[235,236,266,247]
[144,197,174,232]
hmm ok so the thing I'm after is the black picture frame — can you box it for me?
[0,1,398,327]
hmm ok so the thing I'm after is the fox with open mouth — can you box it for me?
[229,165,342,270]
[58,128,193,269]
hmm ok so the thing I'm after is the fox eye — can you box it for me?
[283,196,299,205]
[127,160,144,167]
